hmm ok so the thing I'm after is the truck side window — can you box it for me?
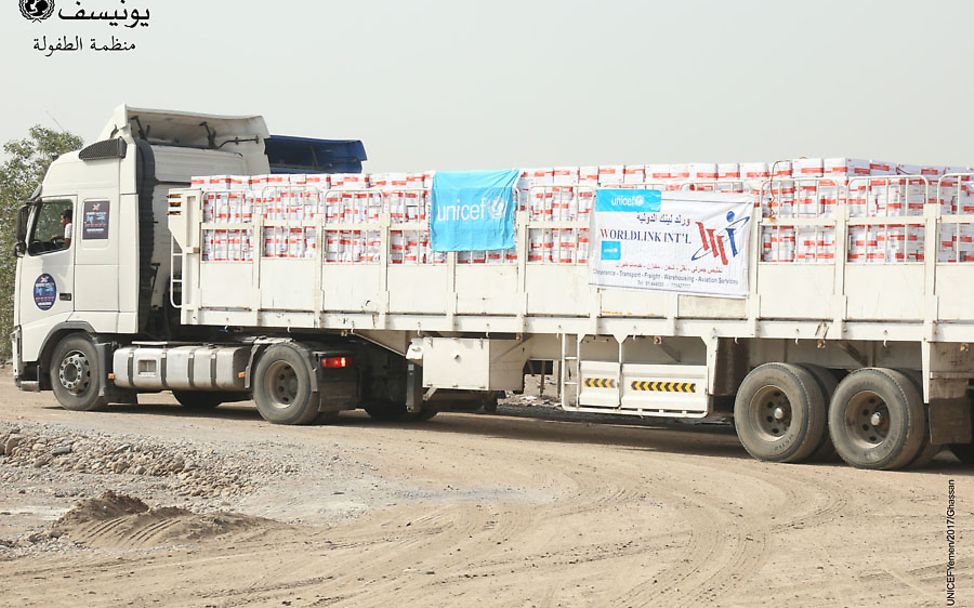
[27,200,73,256]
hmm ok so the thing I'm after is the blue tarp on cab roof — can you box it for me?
[265,135,367,174]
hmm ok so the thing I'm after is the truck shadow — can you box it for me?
[397,411,751,460]
[90,400,974,471]
[92,400,773,462]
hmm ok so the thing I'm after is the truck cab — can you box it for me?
[12,106,269,388]
[11,106,369,408]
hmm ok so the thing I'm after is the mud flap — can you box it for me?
[929,398,972,445]
[95,341,137,404]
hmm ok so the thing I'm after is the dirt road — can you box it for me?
[0,374,968,607]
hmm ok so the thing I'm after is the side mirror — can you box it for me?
[14,204,30,258]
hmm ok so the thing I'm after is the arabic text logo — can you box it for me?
[20,0,54,21]
[691,210,750,266]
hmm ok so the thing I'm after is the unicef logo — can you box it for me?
[614,195,645,208]
[20,0,54,21]
[485,196,507,220]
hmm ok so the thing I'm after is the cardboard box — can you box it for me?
[598,165,624,185]
[553,167,579,186]
[792,158,823,178]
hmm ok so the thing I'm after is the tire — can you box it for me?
[49,334,107,412]
[949,443,974,464]
[733,363,828,463]
[828,368,926,470]
[252,344,319,425]
[799,364,840,462]
[173,391,224,410]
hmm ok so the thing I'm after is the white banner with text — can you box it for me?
[590,190,753,297]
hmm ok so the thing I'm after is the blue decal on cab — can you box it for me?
[33,273,57,311]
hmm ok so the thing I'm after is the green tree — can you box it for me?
[0,126,83,361]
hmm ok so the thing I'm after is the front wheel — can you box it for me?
[49,334,107,412]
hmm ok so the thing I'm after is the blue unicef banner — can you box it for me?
[430,169,520,252]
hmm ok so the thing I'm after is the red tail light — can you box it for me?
[321,356,350,369]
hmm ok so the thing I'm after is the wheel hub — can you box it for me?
[754,386,792,438]
[58,351,91,395]
[847,393,890,446]
[265,361,299,410]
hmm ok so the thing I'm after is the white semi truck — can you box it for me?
[12,105,974,470]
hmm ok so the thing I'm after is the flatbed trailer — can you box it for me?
[12,106,974,470]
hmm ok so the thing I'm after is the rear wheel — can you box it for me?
[828,368,926,470]
[733,363,828,463]
[253,344,319,425]
[799,364,839,462]
[49,334,107,412]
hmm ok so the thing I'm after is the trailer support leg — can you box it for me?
[406,362,424,413]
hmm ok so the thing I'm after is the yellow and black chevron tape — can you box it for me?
[583,377,616,389]
[630,381,697,393]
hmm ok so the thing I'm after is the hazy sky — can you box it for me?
[4,0,974,172]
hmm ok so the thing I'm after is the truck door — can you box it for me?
[16,197,77,362]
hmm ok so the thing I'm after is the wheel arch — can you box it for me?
[247,339,321,394]
[36,321,100,390]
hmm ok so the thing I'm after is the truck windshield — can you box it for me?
[28,200,73,256]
